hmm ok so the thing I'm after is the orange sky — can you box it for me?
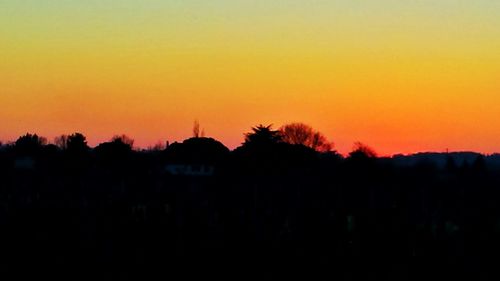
[1,1,500,155]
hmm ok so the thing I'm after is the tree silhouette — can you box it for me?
[348,142,377,159]
[193,120,201,138]
[67,133,89,153]
[112,134,134,148]
[94,135,134,165]
[279,122,332,152]
[14,133,47,155]
[54,135,69,149]
[243,124,282,147]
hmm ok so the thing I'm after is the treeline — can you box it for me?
[0,124,499,280]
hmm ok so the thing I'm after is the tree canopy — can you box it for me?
[279,122,332,152]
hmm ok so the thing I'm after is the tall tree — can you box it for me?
[192,120,205,138]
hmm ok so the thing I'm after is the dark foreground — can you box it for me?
[1,137,500,280]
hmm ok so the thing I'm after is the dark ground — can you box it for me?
[0,137,499,280]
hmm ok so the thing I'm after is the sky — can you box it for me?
[1,0,500,155]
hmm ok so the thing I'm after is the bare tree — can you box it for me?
[310,132,332,152]
[193,120,201,138]
[54,135,69,149]
[280,123,313,145]
[279,122,332,152]
[349,142,377,158]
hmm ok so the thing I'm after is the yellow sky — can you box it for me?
[1,1,500,155]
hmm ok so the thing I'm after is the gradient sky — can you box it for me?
[1,0,500,155]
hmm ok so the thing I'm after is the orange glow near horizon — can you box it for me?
[1,1,500,156]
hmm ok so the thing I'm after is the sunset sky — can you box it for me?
[1,1,500,155]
